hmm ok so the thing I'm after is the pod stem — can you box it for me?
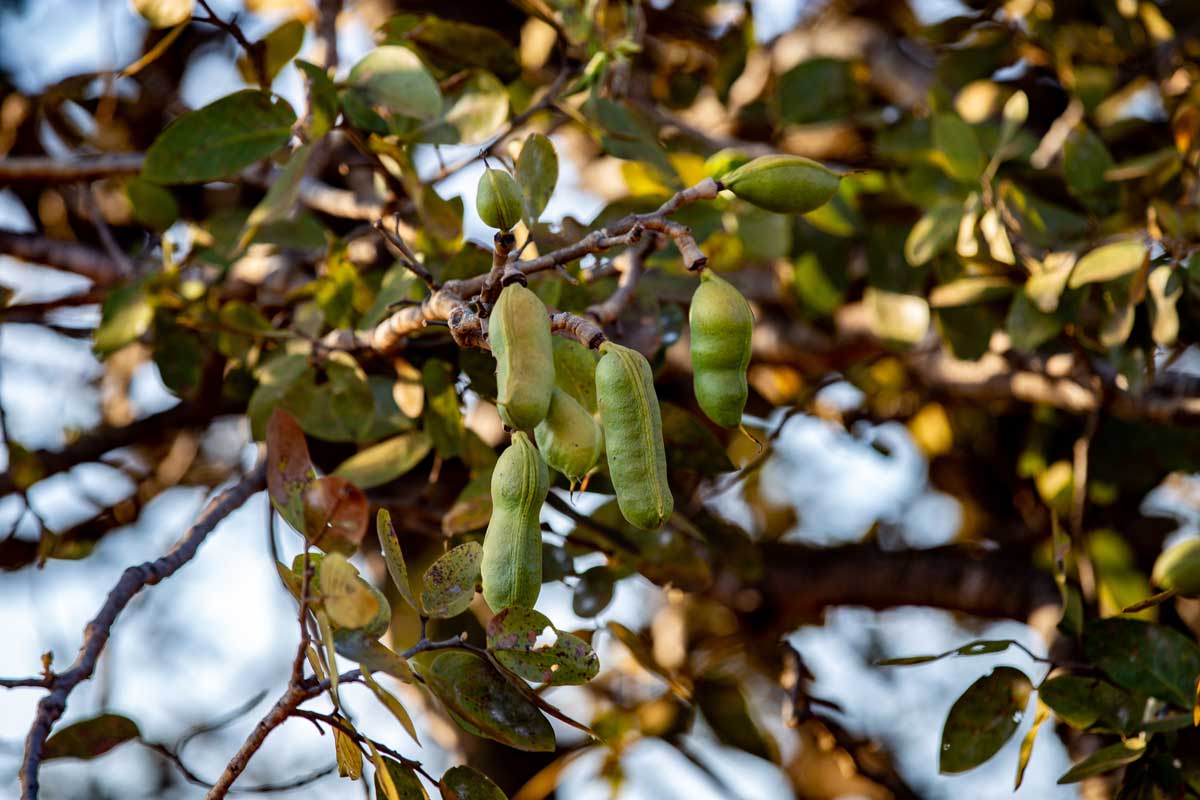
[739,423,765,453]
[1123,588,1176,613]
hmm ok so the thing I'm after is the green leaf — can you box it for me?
[124,177,178,230]
[1057,740,1146,784]
[1068,239,1146,289]
[333,628,415,683]
[424,651,555,752]
[516,133,559,222]
[376,509,421,613]
[939,666,1032,774]
[437,70,509,146]
[572,565,615,618]
[659,402,735,474]
[777,58,861,124]
[439,765,507,800]
[296,60,340,139]
[1038,674,1145,734]
[420,542,482,618]
[486,607,599,685]
[240,143,313,249]
[349,46,442,122]
[1083,618,1200,708]
[1063,125,1115,198]
[904,201,962,266]
[132,0,192,27]
[422,359,464,458]
[334,431,432,489]
[932,113,985,183]
[391,17,521,83]
[143,90,296,184]
[152,323,205,396]
[94,281,153,357]
[42,714,140,761]
[249,354,312,440]
[929,276,1016,308]
[361,668,420,745]
[694,675,778,762]
[1006,290,1063,353]
[374,756,429,800]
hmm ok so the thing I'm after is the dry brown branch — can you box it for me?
[18,458,267,800]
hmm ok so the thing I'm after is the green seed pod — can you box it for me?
[690,270,754,428]
[534,388,604,487]
[476,168,524,231]
[489,284,554,430]
[720,154,840,214]
[291,553,392,637]
[482,431,548,610]
[1152,538,1200,597]
[595,342,673,530]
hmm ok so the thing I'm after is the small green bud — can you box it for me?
[476,168,524,231]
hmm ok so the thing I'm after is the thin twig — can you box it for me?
[19,458,267,800]
[194,0,269,90]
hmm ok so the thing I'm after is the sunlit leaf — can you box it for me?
[132,0,192,28]
[362,668,420,745]
[375,755,429,799]
[334,726,363,780]
[349,46,442,122]
[334,431,432,489]
[1068,239,1146,289]
[318,553,380,629]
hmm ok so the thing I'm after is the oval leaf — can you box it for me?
[1067,239,1146,289]
[319,553,380,630]
[334,431,433,489]
[349,46,442,122]
[333,629,415,683]
[375,755,429,800]
[421,542,483,618]
[43,714,140,761]
[425,651,555,752]
[516,133,559,221]
[143,90,296,184]
[133,0,192,27]
[486,607,599,685]
[1083,618,1200,708]
[303,475,368,554]
[439,765,507,800]
[939,666,1032,774]
[1057,740,1146,784]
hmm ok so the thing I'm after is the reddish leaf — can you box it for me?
[303,475,368,555]
[266,408,315,534]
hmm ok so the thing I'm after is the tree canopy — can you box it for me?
[2,0,1200,798]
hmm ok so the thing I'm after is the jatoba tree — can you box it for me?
[3,0,1200,798]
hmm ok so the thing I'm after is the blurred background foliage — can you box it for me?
[3,0,1200,798]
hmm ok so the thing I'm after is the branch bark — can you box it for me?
[0,154,145,182]
[0,230,130,286]
[19,458,267,800]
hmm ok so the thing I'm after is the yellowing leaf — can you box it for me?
[319,553,380,630]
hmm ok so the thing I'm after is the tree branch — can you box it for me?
[743,543,1060,635]
[19,458,267,800]
[0,230,130,286]
[0,154,145,182]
